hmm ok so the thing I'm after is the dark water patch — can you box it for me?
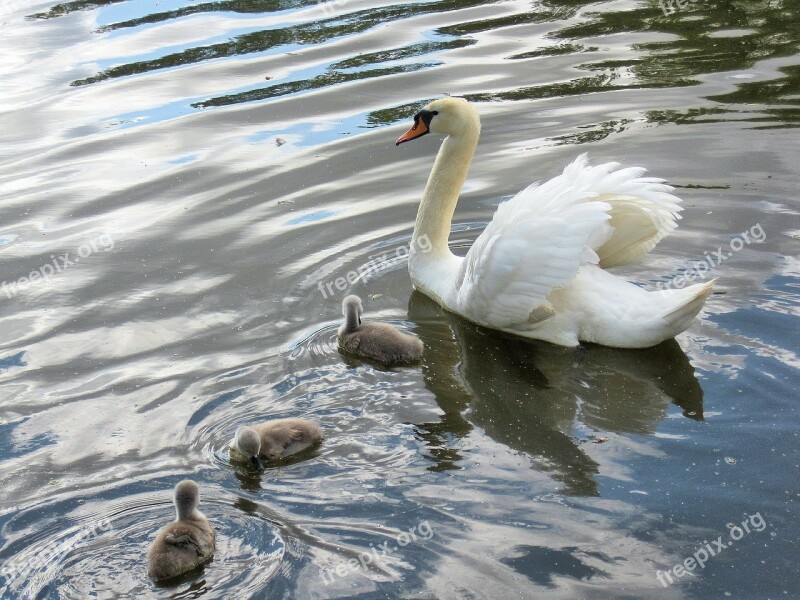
[330,38,475,70]
[508,42,598,60]
[194,62,439,108]
[96,0,330,33]
[502,545,609,586]
[27,0,126,21]
[69,0,492,87]
[437,4,579,36]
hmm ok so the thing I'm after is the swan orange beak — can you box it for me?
[396,119,429,145]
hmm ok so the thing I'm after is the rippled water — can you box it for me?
[1,0,798,598]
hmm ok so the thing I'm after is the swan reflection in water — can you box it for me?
[407,291,704,496]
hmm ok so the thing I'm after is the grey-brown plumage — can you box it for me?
[147,480,215,581]
[230,418,323,468]
[337,295,423,365]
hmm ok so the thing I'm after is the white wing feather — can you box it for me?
[561,154,683,267]
[456,191,611,329]
[454,154,683,328]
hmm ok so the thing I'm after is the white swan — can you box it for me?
[396,97,714,348]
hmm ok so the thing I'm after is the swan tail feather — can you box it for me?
[658,278,716,334]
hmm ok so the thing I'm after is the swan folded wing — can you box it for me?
[165,532,204,555]
[561,154,683,267]
[456,197,611,329]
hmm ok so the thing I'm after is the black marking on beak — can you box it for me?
[417,109,438,128]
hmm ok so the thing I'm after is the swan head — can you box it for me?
[339,294,363,335]
[173,480,201,520]
[342,294,363,320]
[396,97,479,145]
[234,426,264,469]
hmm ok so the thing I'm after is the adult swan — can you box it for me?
[396,97,714,348]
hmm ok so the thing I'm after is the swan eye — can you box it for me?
[411,110,438,128]
[418,110,437,129]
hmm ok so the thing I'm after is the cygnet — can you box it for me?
[230,418,323,468]
[338,295,423,365]
[147,480,215,581]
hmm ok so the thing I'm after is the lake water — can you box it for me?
[0,0,798,598]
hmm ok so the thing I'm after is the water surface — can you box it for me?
[1,0,798,598]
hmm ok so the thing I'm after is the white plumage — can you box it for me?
[397,98,714,348]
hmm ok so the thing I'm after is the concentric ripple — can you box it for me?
[1,488,284,598]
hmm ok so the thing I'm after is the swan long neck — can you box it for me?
[343,302,361,333]
[412,123,480,256]
[176,502,202,522]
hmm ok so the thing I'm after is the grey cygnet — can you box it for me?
[337,295,423,365]
[147,480,215,581]
[231,418,323,468]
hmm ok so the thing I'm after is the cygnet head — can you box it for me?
[396,97,479,145]
[174,480,201,521]
[340,294,363,335]
[234,426,264,469]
